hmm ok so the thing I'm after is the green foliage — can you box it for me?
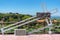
[22,15,31,20]
[0,12,32,22]
[0,12,60,34]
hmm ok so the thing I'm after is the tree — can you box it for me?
[22,15,30,20]
[8,16,14,22]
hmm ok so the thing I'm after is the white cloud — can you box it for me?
[51,13,60,16]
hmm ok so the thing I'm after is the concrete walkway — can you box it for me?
[0,34,60,40]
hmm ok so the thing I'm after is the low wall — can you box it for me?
[0,34,60,40]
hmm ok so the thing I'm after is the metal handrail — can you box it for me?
[2,16,36,29]
[4,18,40,32]
[1,18,40,34]
[28,26,49,34]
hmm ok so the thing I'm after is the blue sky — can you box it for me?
[0,0,60,16]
